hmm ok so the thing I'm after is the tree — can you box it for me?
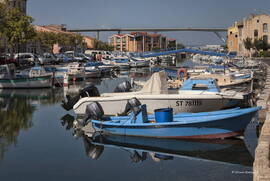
[0,3,6,35]
[35,31,58,53]
[243,37,253,50]
[3,8,36,54]
[93,39,114,51]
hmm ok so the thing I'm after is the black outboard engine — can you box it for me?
[120,97,142,116]
[83,102,104,124]
[80,85,100,97]
[114,81,132,93]
[62,85,100,111]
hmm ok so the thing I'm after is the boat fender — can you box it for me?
[84,102,104,122]
[114,81,132,92]
[177,68,188,80]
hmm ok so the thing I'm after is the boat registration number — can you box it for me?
[176,100,202,106]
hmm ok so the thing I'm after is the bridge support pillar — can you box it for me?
[97,31,100,40]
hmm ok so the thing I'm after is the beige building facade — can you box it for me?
[228,14,270,56]
[109,32,169,52]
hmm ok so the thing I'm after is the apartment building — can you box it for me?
[227,14,270,56]
[109,32,169,52]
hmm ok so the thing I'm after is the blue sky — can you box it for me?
[27,0,270,45]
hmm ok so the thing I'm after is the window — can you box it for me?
[257,20,260,23]
[230,31,232,35]
[263,23,268,33]
[254,29,258,37]
[235,35,238,38]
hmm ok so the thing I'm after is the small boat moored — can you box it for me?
[0,64,53,89]
[90,98,261,139]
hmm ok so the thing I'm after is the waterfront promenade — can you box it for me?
[254,59,270,181]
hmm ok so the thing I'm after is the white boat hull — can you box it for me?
[0,75,52,89]
[73,94,239,116]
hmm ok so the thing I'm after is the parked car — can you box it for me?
[14,53,39,66]
[65,51,88,62]
[43,53,58,64]
[0,55,18,66]
[55,53,73,62]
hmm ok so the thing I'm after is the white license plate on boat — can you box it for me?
[176,100,202,106]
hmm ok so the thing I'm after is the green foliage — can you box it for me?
[0,97,35,159]
[93,40,114,51]
[253,38,269,51]
[243,37,270,57]
[259,51,270,57]
[243,37,253,50]
[35,32,86,52]
[1,8,36,51]
[35,31,58,52]
[0,3,6,36]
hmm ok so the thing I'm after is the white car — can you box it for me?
[14,53,38,65]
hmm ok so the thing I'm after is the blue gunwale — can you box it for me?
[92,107,260,127]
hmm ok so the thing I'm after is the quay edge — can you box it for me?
[253,60,270,181]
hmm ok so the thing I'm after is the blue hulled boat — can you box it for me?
[91,101,260,139]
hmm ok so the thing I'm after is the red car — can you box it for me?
[0,55,19,66]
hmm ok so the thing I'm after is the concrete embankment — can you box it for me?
[253,62,270,181]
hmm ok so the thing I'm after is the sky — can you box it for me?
[27,0,270,45]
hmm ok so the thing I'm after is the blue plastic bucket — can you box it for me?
[154,108,173,123]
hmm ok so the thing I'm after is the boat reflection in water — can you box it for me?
[81,132,253,166]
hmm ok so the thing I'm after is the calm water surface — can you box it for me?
[0,68,256,181]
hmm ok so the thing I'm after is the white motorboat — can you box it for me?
[109,56,130,70]
[129,57,150,68]
[0,65,52,88]
[65,71,247,116]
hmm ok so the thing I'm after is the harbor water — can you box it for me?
[0,67,257,181]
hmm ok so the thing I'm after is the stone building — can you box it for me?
[109,32,170,52]
[227,14,270,56]
[0,0,27,14]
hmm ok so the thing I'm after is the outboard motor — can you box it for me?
[80,85,100,97]
[83,102,104,124]
[120,97,142,116]
[114,81,132,93]
[62,85,100,111]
